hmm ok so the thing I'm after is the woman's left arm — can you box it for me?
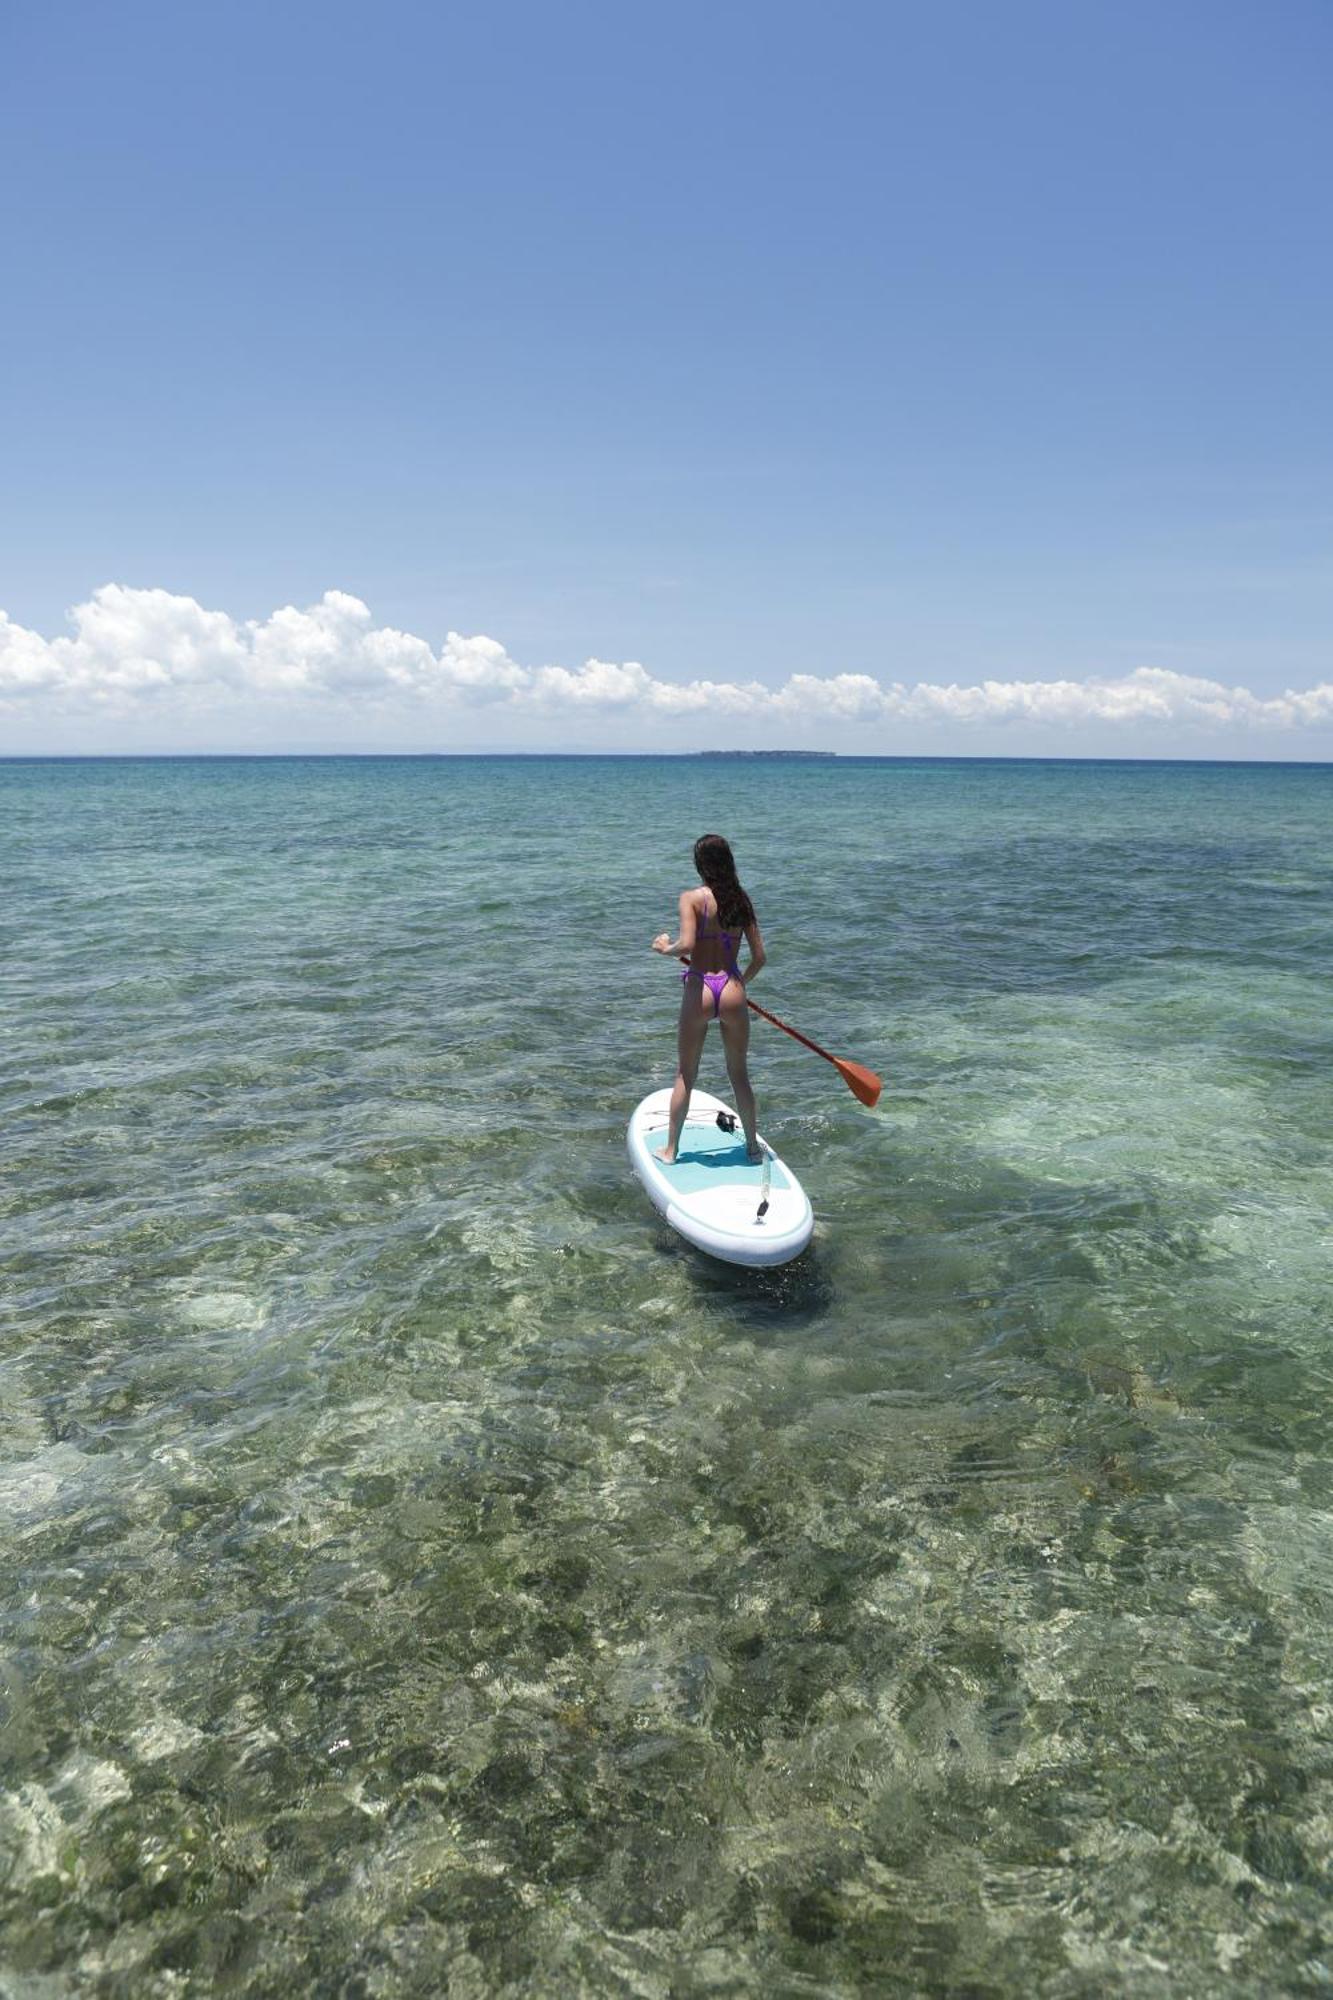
[652,890,700,959]
[741,919,767,985]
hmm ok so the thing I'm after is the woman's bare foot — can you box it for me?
[747,1145,763,1163]
[655,1147,677,1164]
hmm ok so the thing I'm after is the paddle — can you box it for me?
[679,957,882,1108]
[744,992,883,1108]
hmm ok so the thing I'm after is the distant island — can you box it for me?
[693,749,837,758]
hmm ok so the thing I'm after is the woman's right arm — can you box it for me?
[741,920,766,985]
[652,890,700,958]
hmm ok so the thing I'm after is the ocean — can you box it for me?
[2,754,1331,1995]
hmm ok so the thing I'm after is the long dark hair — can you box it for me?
[694,833,755,932]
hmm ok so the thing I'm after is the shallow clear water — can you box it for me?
[2,754,1331,1997]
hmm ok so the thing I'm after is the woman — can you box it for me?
[651,833,767,1164]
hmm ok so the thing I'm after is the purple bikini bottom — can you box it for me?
[683,967,735,1019]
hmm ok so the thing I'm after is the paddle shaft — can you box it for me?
[742,992,842,1066]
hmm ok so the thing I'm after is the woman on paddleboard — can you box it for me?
[651,833,766,1164]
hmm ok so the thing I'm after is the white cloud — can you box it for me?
[775,673,888,720]
[2,584,1331,738]
[526,659,770,714]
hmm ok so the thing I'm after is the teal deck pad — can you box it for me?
[647,1117,791,1195]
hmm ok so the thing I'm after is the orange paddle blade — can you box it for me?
[834,1057,882,1108]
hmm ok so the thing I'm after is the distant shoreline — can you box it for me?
[2,752,1331,768]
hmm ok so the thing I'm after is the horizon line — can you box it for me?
[3,750,1331,769]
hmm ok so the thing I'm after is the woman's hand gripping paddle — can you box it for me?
[679,957,882,1108]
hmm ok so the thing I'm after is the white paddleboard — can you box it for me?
[627,1087,814,1268]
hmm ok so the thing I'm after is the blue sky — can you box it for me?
[1,0,1330,753]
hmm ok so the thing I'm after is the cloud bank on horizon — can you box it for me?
[3,584,1332,742]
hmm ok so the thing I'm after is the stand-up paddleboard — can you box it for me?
[627,1087,814,1268]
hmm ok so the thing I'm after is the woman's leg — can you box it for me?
[658,986,711,1161]
[718,983,759,1159]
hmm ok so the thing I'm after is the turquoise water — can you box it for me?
[2,754,1331,1997]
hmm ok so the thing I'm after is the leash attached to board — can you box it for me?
[715,1109,771,1220]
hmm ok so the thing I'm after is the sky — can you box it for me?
[1,0,1330,756]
